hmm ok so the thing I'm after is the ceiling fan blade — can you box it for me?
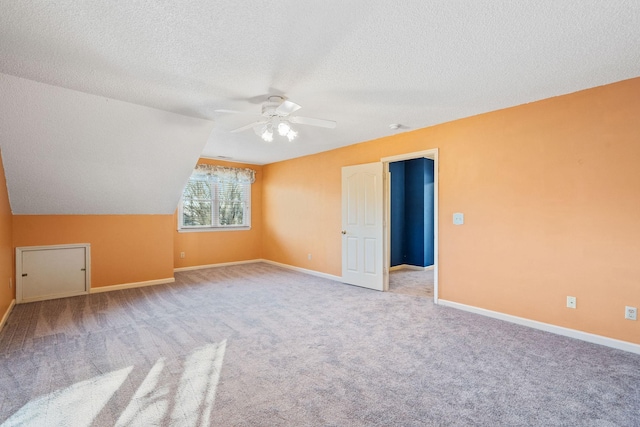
[289,116,337,129]
[275,100,302,116]
[230,120,268,133]
[215,109,258,115]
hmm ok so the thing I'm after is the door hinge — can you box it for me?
[81,268,86,271]
[22,273,27,277]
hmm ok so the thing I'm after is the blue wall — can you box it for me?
[389,161,405,266]
[390,158,434,267]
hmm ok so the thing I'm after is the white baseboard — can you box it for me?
[90,277,175,294]
[438,299,640,355]
[174,259,261,272]
[0,299,15,332]
[260,259,343,282]
[174,259,343,283]
[389,264,434,272]
[19,291,89,304]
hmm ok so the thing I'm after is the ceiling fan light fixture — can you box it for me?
[286,129,298,142]
[261,127,274,142]
[277,121,291,136]
[225,96,336,141]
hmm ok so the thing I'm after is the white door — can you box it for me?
[20,247,88,303]
[341,162,384,291]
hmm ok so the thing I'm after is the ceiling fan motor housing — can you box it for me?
[262,96,285,117]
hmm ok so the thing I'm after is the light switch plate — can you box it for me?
[453,213,464,225]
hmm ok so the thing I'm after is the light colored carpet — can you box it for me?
[0,262,639,426]
[389,268,433,298]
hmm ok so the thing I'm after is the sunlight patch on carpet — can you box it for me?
[114,358,168,426]
[4,341,226,427]
[171,340,227,426]
[114,340,227,427]
[3,366,133,427]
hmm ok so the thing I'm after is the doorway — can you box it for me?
[382,149,439,303]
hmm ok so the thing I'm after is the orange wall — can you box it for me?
[173,158,263,268]
[8,157,264,292]
[13,215,174,288]
[263,149,348,275]
[262,77,640,344]
[0,151,14,316]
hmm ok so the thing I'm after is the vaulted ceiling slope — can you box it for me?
[0,2,639,214]
[0,74,213,214]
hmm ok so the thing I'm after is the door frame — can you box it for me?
[381,149,439,303]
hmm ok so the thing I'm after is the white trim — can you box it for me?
[382,148,439,303]
[384,165,391,291]
[15,243,90,251]
[89,277,175,294]
[433,150,439,304]
[381,149,437,163]
[174,259,343,282]
[0,299,15,332]
[198,155,264,166]
[174,259,261,272]
[438,299,640,355]
[261,259,343,282]
[16,244,91,303]
[389,264,434,271]
[177,226,251,233]
[19,291,88,304]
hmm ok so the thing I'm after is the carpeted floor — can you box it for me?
[0,262,638,426]
[388,268,433,298]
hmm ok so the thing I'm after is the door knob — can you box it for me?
[341,230,347,234]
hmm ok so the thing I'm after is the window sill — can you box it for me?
[177,226,251,233]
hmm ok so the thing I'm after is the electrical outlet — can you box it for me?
[625,306,637,321]
[566,296,577,309]
[180,252,185,259]
[308,253,312,260]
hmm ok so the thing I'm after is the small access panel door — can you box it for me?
[17,245,90,303]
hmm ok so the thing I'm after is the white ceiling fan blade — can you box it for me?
[215,109,258,115]
[230,120,268,133]
[290,116,337,129]
[275,100,302,116]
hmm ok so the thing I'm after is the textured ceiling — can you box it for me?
[0,1,639,213]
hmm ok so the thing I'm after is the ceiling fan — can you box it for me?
[215,96,337,142]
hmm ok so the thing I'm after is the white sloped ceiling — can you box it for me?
[0,73,214,214]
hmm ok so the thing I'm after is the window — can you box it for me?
[178,165,254,231]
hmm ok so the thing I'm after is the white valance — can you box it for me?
[193,164,256,183]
